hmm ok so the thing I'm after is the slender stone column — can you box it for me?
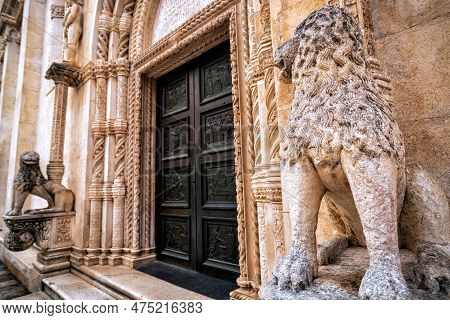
[45,62,81,184]
[86,61,109,265]
[109,2,134,266]
[86,1,113,265]
[109,59,128,265]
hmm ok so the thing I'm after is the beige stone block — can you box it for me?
[399,116,449,196]
[375,14,450,122]
[373,0,450,38]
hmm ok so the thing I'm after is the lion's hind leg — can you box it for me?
[273,158,326,291]
[341,151,410,299]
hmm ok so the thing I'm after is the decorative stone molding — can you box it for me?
[80,62,96,83]
[126,5,239,263]
[50,4,65,19]
[3,212,75,274]
[3,215,51,251]
[253,187,282,203]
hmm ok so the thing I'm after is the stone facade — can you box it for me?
[0,0,448,300]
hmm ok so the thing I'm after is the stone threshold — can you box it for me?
[72,264,211,300]
[1,238,210,300]
[43,273,118,300]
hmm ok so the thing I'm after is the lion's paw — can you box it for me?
[5,209,21,216]
[273,247,316,292]
[359,264,410,300]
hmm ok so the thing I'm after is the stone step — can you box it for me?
[73,264,211,300]
[14,291,52,300]
[0,279,20,288]
[0,259,31,300]
[43,273,116,300]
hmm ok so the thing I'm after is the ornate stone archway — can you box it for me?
[126,0,261,300]
[79,0,261,300]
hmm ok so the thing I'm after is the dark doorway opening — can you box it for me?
[154,41,239,284]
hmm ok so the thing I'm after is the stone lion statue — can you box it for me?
[269,6,449,299]
[5,151,75,216]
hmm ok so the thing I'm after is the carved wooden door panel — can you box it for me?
[156,42,239,281]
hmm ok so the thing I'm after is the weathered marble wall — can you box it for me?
[5,0,47,213]
[30,0,66,211]
[0,35,20,215]
[372,0,449,197]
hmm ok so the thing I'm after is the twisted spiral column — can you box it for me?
[109,0,135,265]
[86,1,113,265]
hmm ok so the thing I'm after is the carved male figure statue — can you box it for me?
[272,6,410,299]
[63,0,83,63]
[5,151,74,216]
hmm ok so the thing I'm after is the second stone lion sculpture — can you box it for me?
[271,6,410,299]
[5,151,74,216]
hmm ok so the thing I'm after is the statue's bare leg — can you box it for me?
[341,151,410,299]
[273,158,326,291]
[5,190,30,216]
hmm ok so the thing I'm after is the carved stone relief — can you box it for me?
[163,122,188,158]
[164,218,189,255]
[205,164,237,204]
[207,222,239,265]
[204,109,234,150]
[151,0,215,44]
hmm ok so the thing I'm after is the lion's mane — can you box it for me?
[14,152,47,193]
[280,6,405,167]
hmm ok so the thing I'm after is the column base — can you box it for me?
[108,248,123,266]
[99,249,110,265]
[33,247,71,274]
[122,252,156,269]
[70,246,87,266]
[108,255,123,266]
[84,248,101,266]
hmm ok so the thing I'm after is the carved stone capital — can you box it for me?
[88,183,113,200]
[116,58,130,76]
[45,62,81,87]
[110,117,127,133]
[91,120,108,136]
[50,4,65,19]
[108,61,117,78]
[80,62,96,83]
[3,212,75,252]
[95,61,109,79]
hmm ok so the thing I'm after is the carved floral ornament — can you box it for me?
[253,187,282,203]
[51,4,65,19]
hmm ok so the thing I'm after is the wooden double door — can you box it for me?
[155,42,239,281]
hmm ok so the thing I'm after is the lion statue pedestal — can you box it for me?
[2,151,76,275]
[260,6,449,300]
